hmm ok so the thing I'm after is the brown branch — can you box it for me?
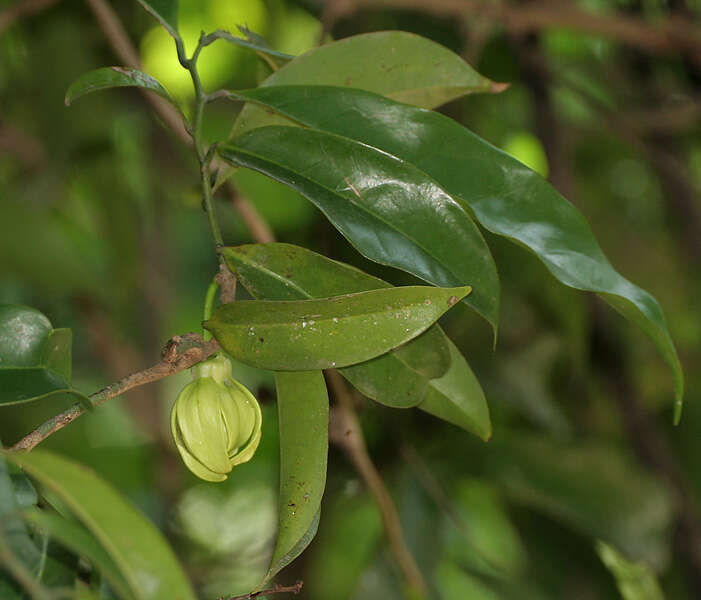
[9,334,220,453]
[222,581,303,600]
[326,370,428,598]
[0,0,58,35]
[83,0,273,245]
[322,0,701,66]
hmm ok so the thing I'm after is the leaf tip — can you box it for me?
[489,81,511,94]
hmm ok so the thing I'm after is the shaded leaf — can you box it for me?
[219,128,498,330]
[23,509,134,600]
[205,285,470,371]
[4,450,196,600]
[267,372,328,582]
[136,0,179,39]
[210,29,294,66]
[0,306,89,407]
[65,67,177,108]
[222,244,491,439]
[232,31,504,138]
[487,435,673,569]
[229,84,683,420]
[596,541,664,600]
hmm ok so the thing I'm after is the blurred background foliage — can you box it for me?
[1,0,700,598]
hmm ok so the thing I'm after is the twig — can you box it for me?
[9,334,220,452]
[322,0,701,67]
[0,0,58,35]
[222,580,303,600]
[326,370,428,598]
[83,0,273,245]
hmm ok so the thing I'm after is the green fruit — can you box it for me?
[171,354,262,482]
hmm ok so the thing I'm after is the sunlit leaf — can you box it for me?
[266,371,328,582]
[232,31,505,137]
[229,84,684,420]
[222,244,491,439]
[65,67,177,108]
[4,450,196,600]
[205,285,470,371]
[219,128,498,331]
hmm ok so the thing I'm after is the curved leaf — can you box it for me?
[205,285,470,371]
[136,0,179,39]
[222,244,491,439]
[0,306,88,407]
[65,67,177,108]
[222,243,449,404]
[219,127,499,330]
[23,509,134,600]
[596,541,664,600]
[228,84,684,421]
[4,450,196,600]
[232,31,505,138]
[268,372,328,583]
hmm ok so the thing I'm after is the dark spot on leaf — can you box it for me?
[259,337,264,343]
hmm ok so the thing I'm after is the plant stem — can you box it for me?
[176,34,225,248]
[9,334,220,453]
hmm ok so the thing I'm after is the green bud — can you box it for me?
[171,354,262,482]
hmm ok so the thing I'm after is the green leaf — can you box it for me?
[136,0,179,38]
[65,67,177,108]
[3,449,196,600]
[218,128,498,331]
[222,244,491,439]
[228,84,684,421]
[267,371,328,583]
[23,509,134,600]
[487,435,673,569]
[0,306,89,407]
[232,31,505,138]
[596,541,665,600]
[210,29,294,64]
[419,340,491,441]
[206,284,469,371]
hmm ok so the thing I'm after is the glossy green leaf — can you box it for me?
[211,29,294,64]
[23,509,134,600]
[219,128,498,330]
[65,67,176,108]
[487,435,673,569]
[596,541,664,600]
[4,450,196,600]
[232,31,504,138]
[0,306,89,407]
[268,371,328,582]
[222,243,448,405]
[206,285,469,371]
[222,244,491,439]
[136,0,179,38]
[229,84,684,420]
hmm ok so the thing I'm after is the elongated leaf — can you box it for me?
[4,450,196,600]
[211,29,294,63]
[228,85,684,420]
[136,0,179,38]
[219,128,498,330]
[268,371,328,582]
[206,285,469,371]
[65,67,176,107]
[596,541,664,600]
[232,31,504,138]
[222,244,491,439]
[23,510,134,600]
